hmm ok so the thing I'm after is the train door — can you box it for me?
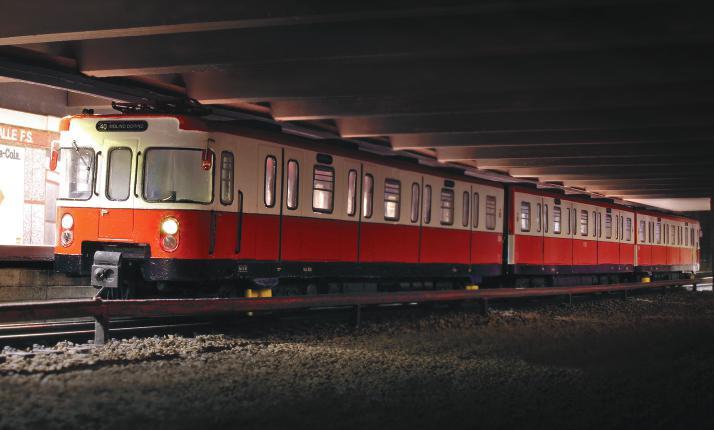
[211,138,239,257]
[97,138,138,240]
[254,145,282,260]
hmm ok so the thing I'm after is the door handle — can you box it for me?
[100,209,109,216]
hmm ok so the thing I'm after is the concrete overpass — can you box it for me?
[0,0,711,209]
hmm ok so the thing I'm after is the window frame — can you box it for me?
[520,201,531,232]
[472,192,480,228]
[263,155,277,208]
[580,210,588,237]
[58,146,97,201]
[485,195,497,231]
[553,206,561,234]
[423,184,432,224]
[462,191,470,228]
[410,182,420,223]
[312,165,335,214]
[105,147,133,202]
[440,188,455,226]
[383,178,401,221]
[142,147,215,205]
[346,169,357,216]
[362,173,374,219]
[286,159,299,210]
[219,151,235,206]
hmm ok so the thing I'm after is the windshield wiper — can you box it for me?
[71,140,91,171]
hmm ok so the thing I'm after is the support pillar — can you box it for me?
[94,314,109,346]
[354,304,362,328]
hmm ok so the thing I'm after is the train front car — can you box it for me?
[53,114,215,295]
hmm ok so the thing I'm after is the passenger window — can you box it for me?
[544,204,549,233]
[580,210,588,236]
[220,151,235,205]
[264,156,277,207]
[312,165,334,213]
[384,179,401,221]
[485,195,497,230]
[410,183,420,223]
[472,192,480,228]
[638,220,645,242]
[346,169,357,216]
[520,201,531,232]
[553,206,561,234]
[685,227,689,246]
[423,185,432,224]
[362,174,374,218]
[626,218,632,241]
[620,216,624,240]
[440,188,455,225]
[536,203,542,232]
[462,191,470,227]
[106,147,132,201]
[605,214,612,239]
[285,159,299,210]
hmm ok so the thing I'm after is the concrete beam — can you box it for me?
[474,156,709,169]
[390,126,714,149]
[185,46,714,102]
[338,105,714,137]
[436,142,714,161]
[0,1,493,45]
[77,4,712,77]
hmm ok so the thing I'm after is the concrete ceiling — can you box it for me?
[0,0,712,206]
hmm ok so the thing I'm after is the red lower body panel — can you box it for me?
[572,239,597,266]
[421,227,470,264]
[637,245,651,266]
[514,234,543,265]
[543,236,572,266]
[619,243,634,265]
[471,231,502,264]
[651,246,667,266]
[281,216,358,262]
[359,223,419,263]
[597,241,619,265]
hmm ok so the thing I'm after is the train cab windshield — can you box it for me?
[143,148,213,203]
[58,147,95,200]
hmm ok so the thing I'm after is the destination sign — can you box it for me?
[96,120,149,132]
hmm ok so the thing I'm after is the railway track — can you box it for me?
[0,316,213,347]
[0,277,707,347]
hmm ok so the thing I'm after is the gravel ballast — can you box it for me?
[2,290,714,429]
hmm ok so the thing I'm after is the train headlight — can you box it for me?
[159,217,179,252]
[160,218,179,235]
[61,213,74,229]
[162,235,178,252]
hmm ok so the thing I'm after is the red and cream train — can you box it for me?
[52,113,700,295]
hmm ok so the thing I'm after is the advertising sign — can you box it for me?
[0,144,25,244]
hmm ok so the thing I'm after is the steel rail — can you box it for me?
[0,279,696,345]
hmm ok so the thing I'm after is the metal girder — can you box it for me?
[0,1,496,45]
[185,46,714,102]
[77,4,713,77]
[390,126,714,149]
[436,142,714,161]
[338,105,714,137]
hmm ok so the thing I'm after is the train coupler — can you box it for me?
[91,251,122,289]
